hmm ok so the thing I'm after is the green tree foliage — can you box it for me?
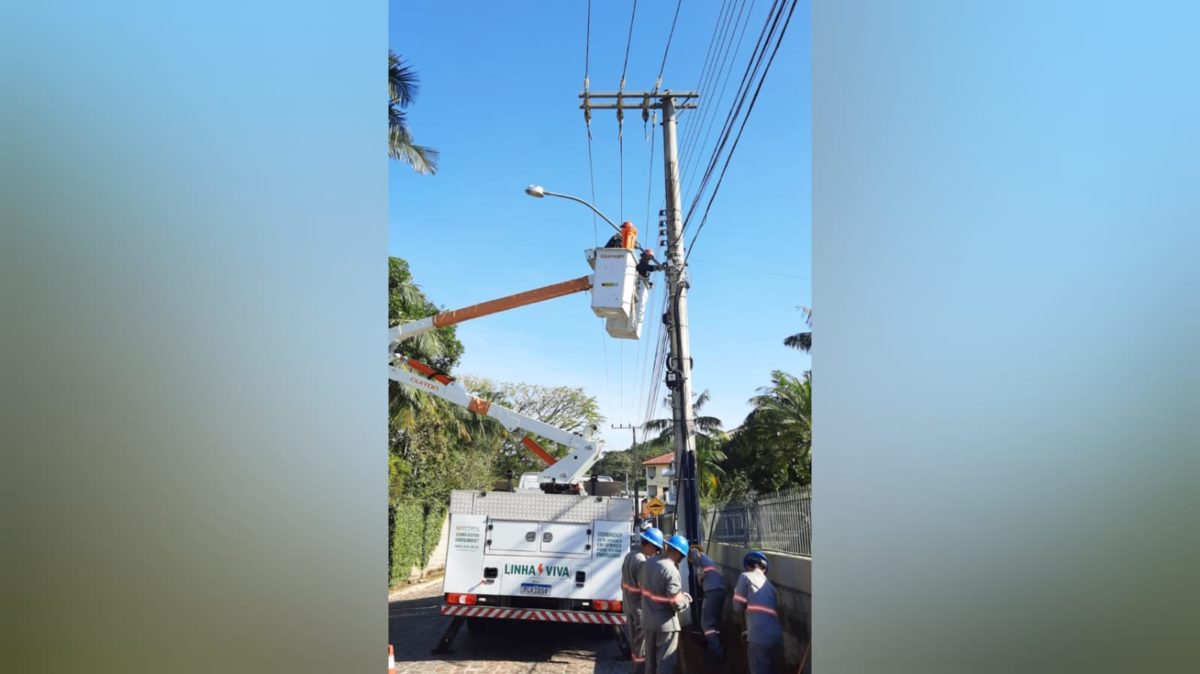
[784,305,812,352]
[389,501,446,585]
[591,445,642,494]
[388,257,462,373]
[388,50,439,174]
[721,370,812,498]
[642,391,728,500]
[388,257,493,506]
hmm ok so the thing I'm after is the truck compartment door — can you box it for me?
[443,514,488,595]
[487,519,540,553]
[538,522,592,557]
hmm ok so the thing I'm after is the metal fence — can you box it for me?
[703,487,811,557]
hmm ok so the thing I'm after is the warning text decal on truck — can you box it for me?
[453,524,482,551]
[594,530,625,558]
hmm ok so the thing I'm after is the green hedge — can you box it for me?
[388,501,447,587]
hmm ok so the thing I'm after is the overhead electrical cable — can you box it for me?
[687,0,799,259]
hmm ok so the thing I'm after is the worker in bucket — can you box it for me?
[605,221,639,250]
[688,544,727,662]
[733,551,784,674]
[622,527,664,673]
[636,248,660,281]
[639,533,692,674]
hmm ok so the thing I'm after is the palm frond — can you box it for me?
[784,332,811,352]
[388,126,440,174]
[388,50,417,107]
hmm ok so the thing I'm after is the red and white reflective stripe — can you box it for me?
[441,604,626,625]
[702,565,720,574]
[733,593,748,603]
[747,604,779,617]
[621,582,642,594]
[642,590,683,605]
[632,655,646,663]
[704,628,720,636]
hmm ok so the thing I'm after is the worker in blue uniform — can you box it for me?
[733,551,783,674]
[688,544,727,661]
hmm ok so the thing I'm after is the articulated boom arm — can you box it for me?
[387,264,645,491]
[388,275,593,348]
[389,358,602,488]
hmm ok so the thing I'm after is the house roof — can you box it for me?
[642,450,675,466]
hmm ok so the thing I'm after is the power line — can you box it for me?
[620,0,639,85]
[684,0,789,236]
[618,0,640,221]
[681,0,757,205]
[585,0,592,80]
[679,0,751,191]
[677,0,735,171]
[644,121,657,239]
[684,0,784,225]
[656,0,684,85]
[582,0,612,410]
[688,0,798,258]
[688,258,809,280]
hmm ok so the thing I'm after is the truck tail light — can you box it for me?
[593,600,609,611]
[446,593,477,605]
[592,599,622,613]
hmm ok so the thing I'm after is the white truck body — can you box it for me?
[441,490,635,625]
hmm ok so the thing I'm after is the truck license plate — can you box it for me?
[520,583,551,596]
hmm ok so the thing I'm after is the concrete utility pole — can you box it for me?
[582,89,702,624]
[612,423,642,520]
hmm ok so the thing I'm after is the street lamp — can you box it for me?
[524,185,621,234]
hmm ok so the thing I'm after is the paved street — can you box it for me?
[388,579,628,673]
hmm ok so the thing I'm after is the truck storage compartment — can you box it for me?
[487,520,540,553]
[538,522,592,557]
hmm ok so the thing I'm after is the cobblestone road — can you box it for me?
[387,579,628,674]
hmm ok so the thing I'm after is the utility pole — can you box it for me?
[612,423,642,521]
[582,89,702,625]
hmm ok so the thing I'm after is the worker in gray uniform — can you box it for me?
[639,533,691,674]
[733,551,784,674]
[621,526,664,673]
[688,544,727,661]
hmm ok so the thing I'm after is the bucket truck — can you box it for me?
[389,247,651,653]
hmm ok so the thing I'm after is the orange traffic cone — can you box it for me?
[388,644,396,673]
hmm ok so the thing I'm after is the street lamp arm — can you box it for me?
[541,190,621,233]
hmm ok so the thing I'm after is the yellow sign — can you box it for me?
[646,497,666,516]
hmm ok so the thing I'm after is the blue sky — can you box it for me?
[390,1,810,452]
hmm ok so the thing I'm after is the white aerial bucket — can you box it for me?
[590,248,637,321]
[605,276,649,340]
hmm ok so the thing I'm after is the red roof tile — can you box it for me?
[642,450,675,466]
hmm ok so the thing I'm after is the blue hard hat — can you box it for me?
[665,534,690,557]
[743,551,770,572]
[639,527,665,550]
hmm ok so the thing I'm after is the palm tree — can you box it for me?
[643,390,728,498]
[746,370,811,467]
[389,50,439,174]
[784,305,812,352]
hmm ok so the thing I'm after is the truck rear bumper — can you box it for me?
[442,604,626,625]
